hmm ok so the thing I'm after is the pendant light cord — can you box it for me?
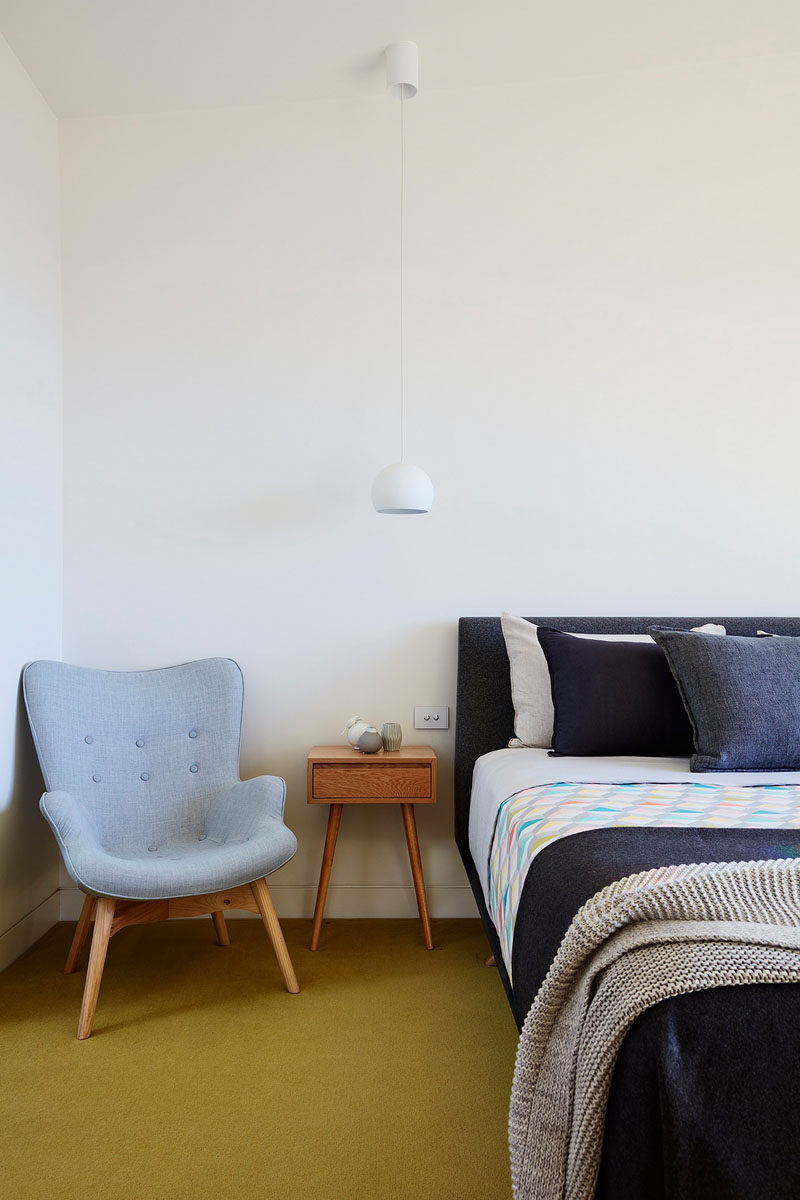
[399,91,405,464]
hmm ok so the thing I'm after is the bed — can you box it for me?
[455,616,800,1200]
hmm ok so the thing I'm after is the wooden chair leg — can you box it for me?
[250,877,300,994]
[77,896,115,1040]
[64,895,97,974]
[211,910,230,946]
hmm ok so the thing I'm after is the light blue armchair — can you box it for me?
[23,657,300,1038]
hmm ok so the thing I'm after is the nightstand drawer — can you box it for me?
[312,763,432,801]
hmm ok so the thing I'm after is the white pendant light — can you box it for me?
[372,41,434,515]
[371,461,434,514]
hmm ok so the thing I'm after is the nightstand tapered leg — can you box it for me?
[401,803,433,950]
[310,803,343,950]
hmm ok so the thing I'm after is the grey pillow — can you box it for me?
[650,628,800,770]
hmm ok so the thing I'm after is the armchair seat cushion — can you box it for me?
[66,819,297,901]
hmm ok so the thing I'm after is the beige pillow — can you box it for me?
[500,614,725,748]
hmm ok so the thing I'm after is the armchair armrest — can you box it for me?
[205,775,288,842]
[40,790,101,850]
[40,791,103,890]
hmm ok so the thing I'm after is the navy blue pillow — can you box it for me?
[536,627,693,757]
[650,628,800,771]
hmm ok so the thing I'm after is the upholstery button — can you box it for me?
[198,833,207,841]
[189,763,199,773]
[188,730,198,738]
[135,738,144,748]
[85,736,94,744]
[140,772,149,781]
[148,844,157,852]
[92,774,101,783]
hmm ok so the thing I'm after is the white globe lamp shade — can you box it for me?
[371,462,434,514]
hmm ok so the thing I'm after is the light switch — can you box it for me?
[414,705,449,730]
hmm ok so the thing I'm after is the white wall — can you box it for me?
[0,33,62,966]
[60,52,800,917]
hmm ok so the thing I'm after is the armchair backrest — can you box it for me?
[23,658,244,847]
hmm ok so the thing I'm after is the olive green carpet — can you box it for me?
[1,918,518,1199]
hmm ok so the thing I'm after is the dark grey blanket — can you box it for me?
[510,859,800,1199]
[510,825,800,1023]
[510,826,800,1199]
[596,983,800,1199]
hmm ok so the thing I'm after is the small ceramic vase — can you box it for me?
[357,728,384,754]
[381,722,402,752]
[343,716,371,748]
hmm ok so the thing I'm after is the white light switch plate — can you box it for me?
[414,705,449,730]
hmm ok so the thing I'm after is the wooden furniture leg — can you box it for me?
[64,895,97,974]
[77,896,115,1040]
[401,803,433,950]
[250,877,300,994]
[310,802,343,951]
[64,885,294,1039]
[211,910,230,946]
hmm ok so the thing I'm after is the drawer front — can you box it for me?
[312,763,432,801]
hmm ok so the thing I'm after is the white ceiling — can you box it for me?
[1,0,799,118]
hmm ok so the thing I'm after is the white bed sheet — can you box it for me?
[468,747,800,907]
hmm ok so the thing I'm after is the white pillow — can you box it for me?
[500,613,725,749]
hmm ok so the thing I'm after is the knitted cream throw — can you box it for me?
[509,858,800,1200]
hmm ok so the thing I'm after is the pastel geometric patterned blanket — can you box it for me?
[489,781,800,978]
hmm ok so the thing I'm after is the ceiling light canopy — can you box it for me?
[385,40,418,99]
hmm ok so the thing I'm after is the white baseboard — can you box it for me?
[59,883,478,922]
[0,890,61,972]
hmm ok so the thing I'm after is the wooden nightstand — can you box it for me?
[307,745,437,951]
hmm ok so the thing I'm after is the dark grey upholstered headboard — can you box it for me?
[454,617,800,861]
